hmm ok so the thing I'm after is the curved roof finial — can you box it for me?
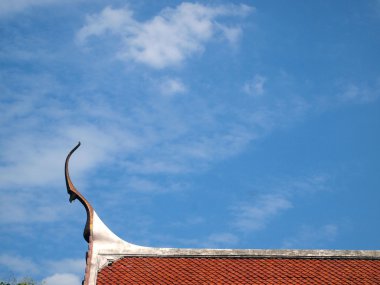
[65,142,93,243]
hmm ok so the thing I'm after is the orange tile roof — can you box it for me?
[96,256,380,284]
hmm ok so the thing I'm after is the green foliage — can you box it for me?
[0,278,39,285]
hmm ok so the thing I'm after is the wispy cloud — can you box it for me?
[243,75,267,97]
[0,124,120,189]
[338,81,380,103]
[204,232,240,247]
[0,189,66,224]
[42,273,81,285]
[0,73,316,229]
[0,60,327,234]
[278,174,330,196]
[76,3,253,68]
[44,258,85,276]
[0,254,39,275]
[232,194,292,232]
[230,174,330,233]
[159,78,187,96]
[126,176,186,193]
[169,216,205,228]
[0,255,84,284]
[282,224,338,249]
[152,231,239,249]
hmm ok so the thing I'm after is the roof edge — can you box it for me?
[91,208,380,274]
[96,248,380,260]
[94,248,380,279]
[89,210,380,260]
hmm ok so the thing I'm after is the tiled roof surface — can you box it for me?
[96,256,380,284]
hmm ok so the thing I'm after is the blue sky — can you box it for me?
[1,0,379,284]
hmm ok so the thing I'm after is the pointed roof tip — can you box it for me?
[73,141,81,152]
[65,142,81,198]
[65,142,93,243]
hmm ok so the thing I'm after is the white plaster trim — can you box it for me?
[87,211,149,285]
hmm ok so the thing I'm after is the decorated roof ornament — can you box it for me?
[65,142,93,243]
[65,142,148,284]
[65,143,380,285]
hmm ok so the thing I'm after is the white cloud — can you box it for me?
[216,23,242,44]
[0,254,38,275]
[0,70,262,204]
[232,194,292,232]
[243,75,267,97]
[41,258,84,285]
[153,232,239,248]
[123,124,255,174]
[338,83,379,103]
[206,233,239,247]
[282,224,338,248]
[230,174,330,233]
[44,258,85,275]
[125,176,185,193]
[0,100,134,221]
[77,3,253,68]
[0,255,84,284]
[76,6,135,42]
[0,124,119,189]
[42,273,82,285]
[277,174,330,196]
[159,78,187,96]
[0,190,67,224]
[127,177,163,193]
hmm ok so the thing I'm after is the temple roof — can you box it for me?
[65,143,380,285]
[97,256,380,284]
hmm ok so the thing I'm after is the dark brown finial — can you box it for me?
[65,142,93,243]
